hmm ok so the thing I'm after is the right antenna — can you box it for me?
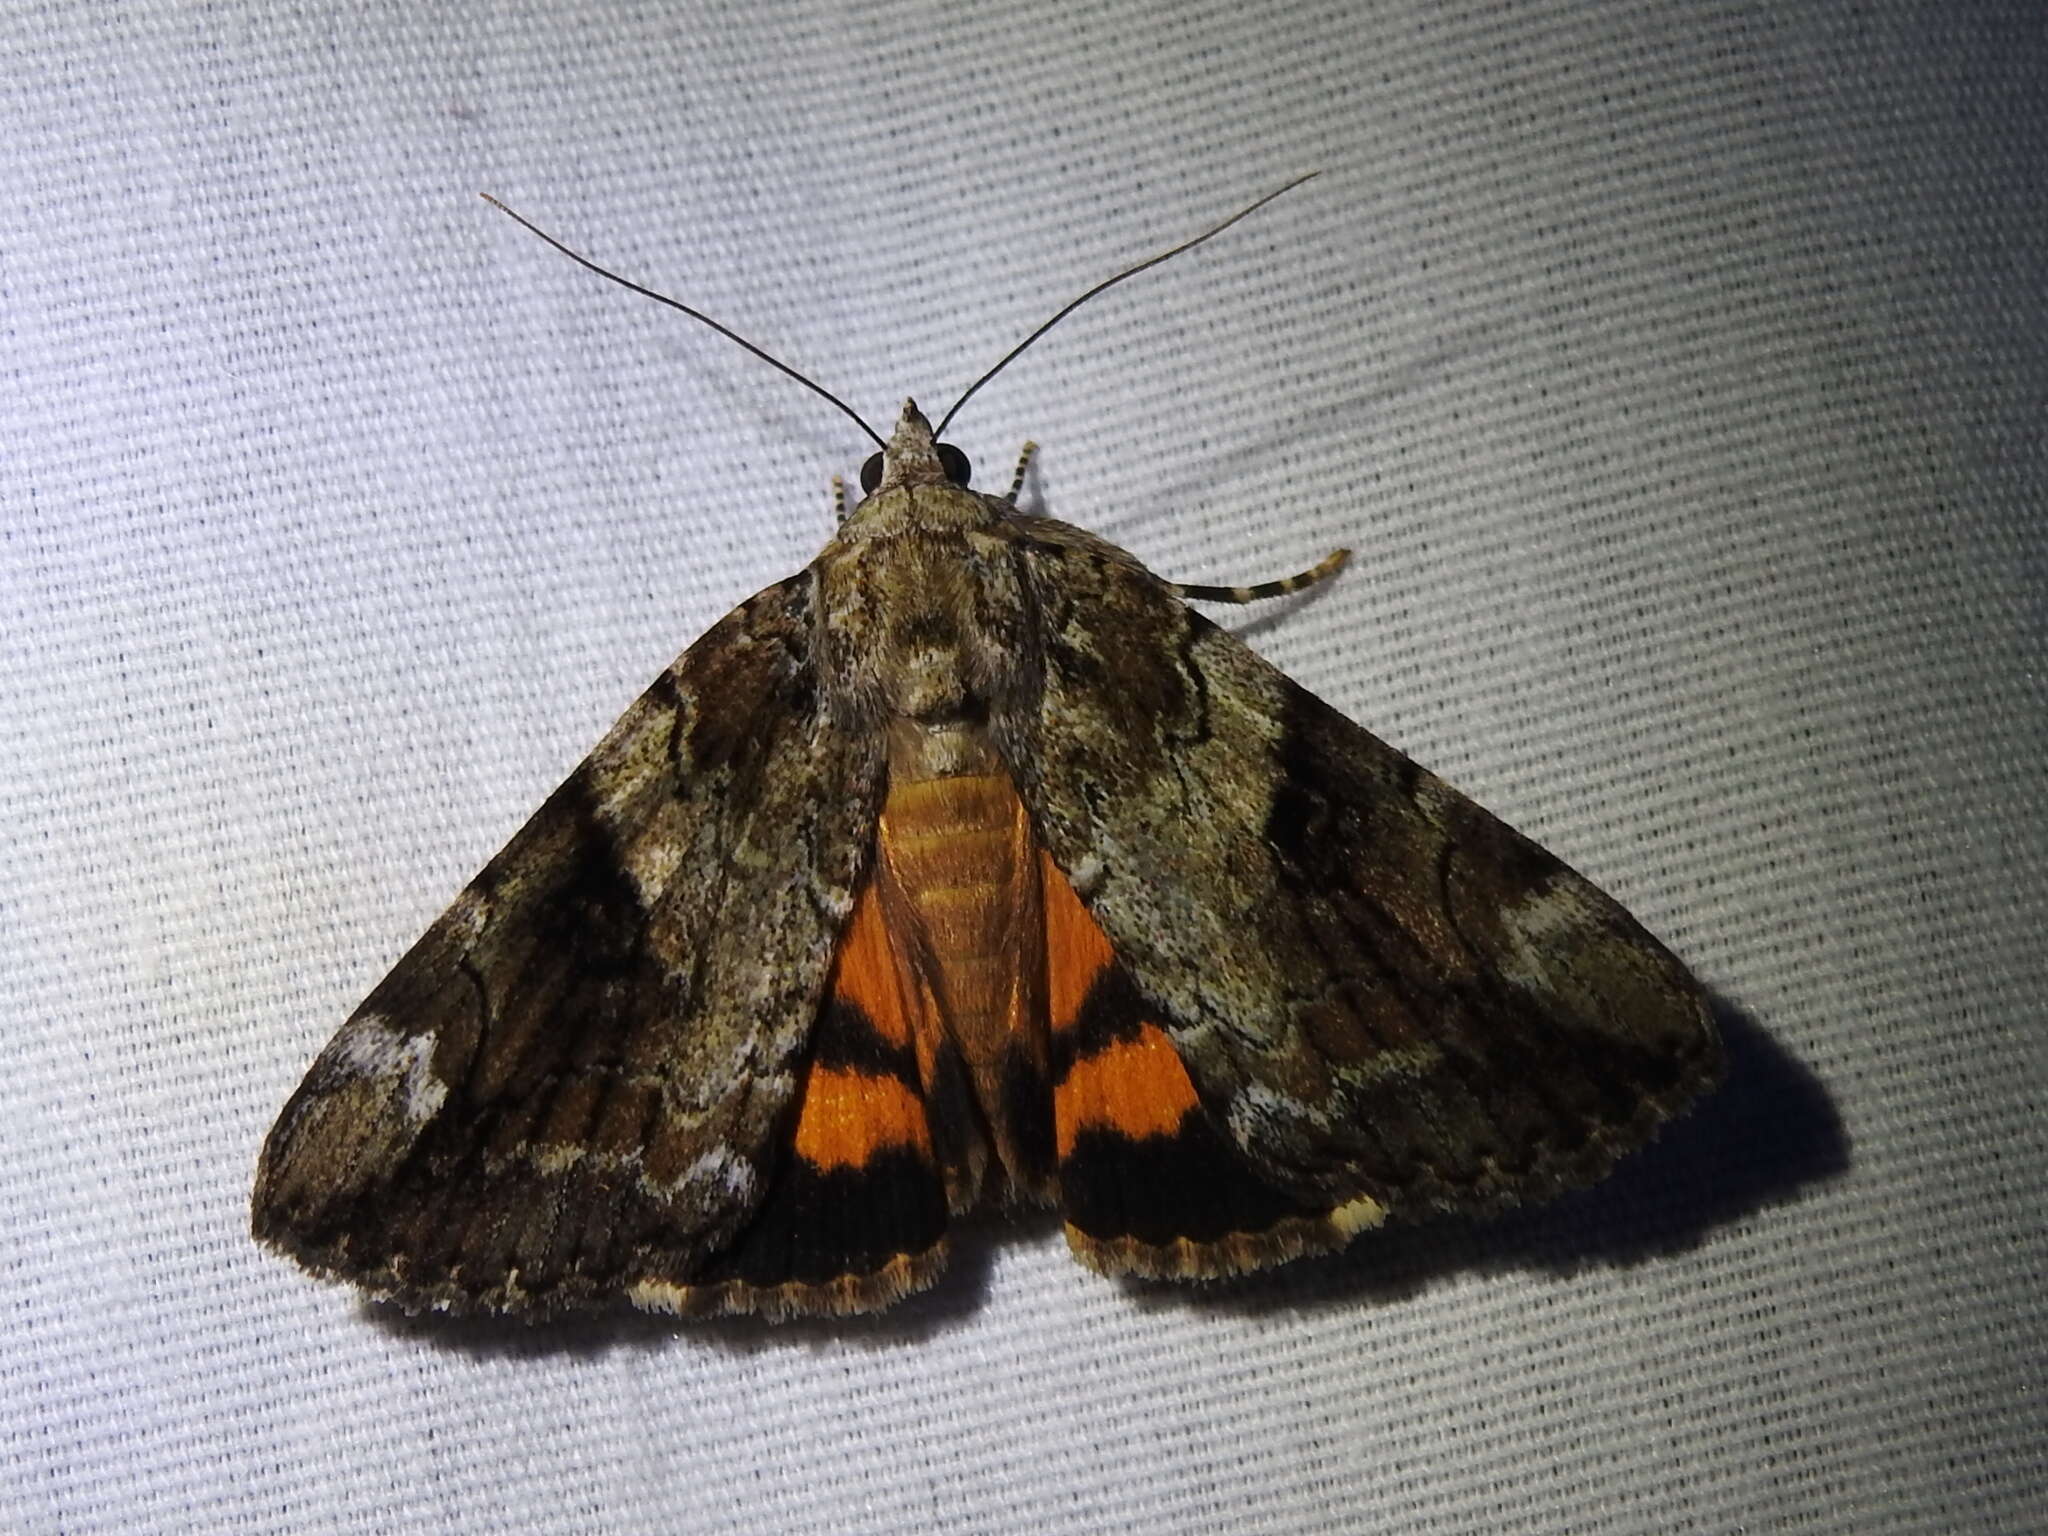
[933,172,1320,439]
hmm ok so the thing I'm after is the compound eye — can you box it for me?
[859,453,884,495]
[937,443,972,486]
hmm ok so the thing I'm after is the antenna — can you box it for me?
[480,193,886,449]
[933,172,1318,437]
[480,172,1319,455]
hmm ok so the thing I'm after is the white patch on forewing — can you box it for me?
[1227,1079,1337,1144]
[645,1142,760,1203]
[329,1011,447,1125]
[1492,880,1591,997]
[682,1145,758,1204]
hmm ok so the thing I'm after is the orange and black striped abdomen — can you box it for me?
[872,758,1057,1208]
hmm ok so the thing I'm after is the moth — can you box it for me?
[253,179,1721,1319]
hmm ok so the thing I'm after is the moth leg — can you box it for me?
[1164,546,1350,605]
[831,473,849,521]
[1001,441,1038,505]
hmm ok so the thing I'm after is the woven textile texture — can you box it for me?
[5,2,2043,1532]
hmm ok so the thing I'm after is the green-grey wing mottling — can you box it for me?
[253,573,885,1315]
[1001,533,1720,1221]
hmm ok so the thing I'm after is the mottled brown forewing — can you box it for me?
[999,531,1720,1221]
[252,576,884,1315]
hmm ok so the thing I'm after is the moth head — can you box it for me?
[859,400,973,498]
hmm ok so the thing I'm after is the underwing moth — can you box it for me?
[253,180,1722,1319]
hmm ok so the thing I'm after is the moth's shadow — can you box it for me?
[1130,997,1844,1319]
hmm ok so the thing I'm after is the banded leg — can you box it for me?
[1165,547,1350,605]
[1002,442,1038,505]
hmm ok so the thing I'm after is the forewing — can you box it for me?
[253,573,885,1315]
[1002,537,1720,1231]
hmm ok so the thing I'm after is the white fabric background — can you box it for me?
[5,2,2043,1532]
